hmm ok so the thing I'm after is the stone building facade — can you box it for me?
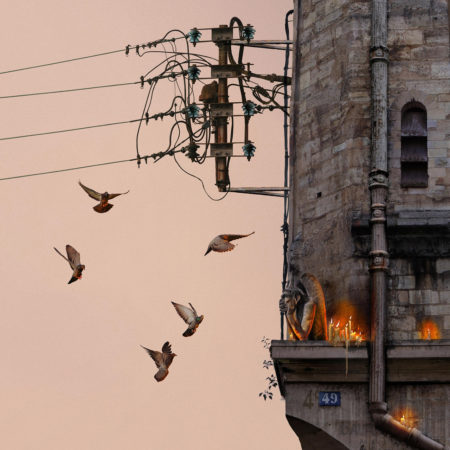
[272,0,449,449]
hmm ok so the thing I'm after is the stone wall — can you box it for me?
[386,0,450,343]
[290,0,450,337]
[387,0,449,208]
[284,0,450,448]
[289,0,373,324]
[283,381,449,449]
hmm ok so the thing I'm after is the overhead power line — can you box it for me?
[0,158,135,181]
[0,105,186,141]
[0,81,139,99]
[0,134,196,182]
[0,49,124,75]
[0,34,192,76]
[0,118,144,141]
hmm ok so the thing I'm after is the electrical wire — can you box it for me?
[0,49,124,75]
[280,8,294,340]
[0,144,184,182]
[0,158,136,181]
[0,81,139,99]
[0,35,198,77]
[0,118,143,141]
[173,153,229,201]
[0,106,187,142]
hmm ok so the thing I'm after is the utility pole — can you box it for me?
[214,25,230,192]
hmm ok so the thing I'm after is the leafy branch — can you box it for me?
[258,337,278,401]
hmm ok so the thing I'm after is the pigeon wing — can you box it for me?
[79,181,102,201]
[188,302,198,317]
[54,247,71,265]
[162,341,173,355]
[220,232,255,242]
[66,245,81,267]
[141,345,164,368]
[161,342,175,368]
[171,302,195,325]
[213,239,235,253]
[107,190,130,200]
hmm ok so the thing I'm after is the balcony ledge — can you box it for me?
[271,340,450,396]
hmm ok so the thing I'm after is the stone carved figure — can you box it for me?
[280,273,328,341]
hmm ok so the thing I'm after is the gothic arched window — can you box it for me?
[401,101,428,187]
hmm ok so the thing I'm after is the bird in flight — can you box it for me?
[78,181,129,213]
[204,232,255,255]
[171,301,204,337]
[141,342,177,382]
[54,245,85,284]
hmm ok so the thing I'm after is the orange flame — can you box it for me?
[328,315,366,344]
[392,407,418,428]
[328,299,368,343]
[418,319,440,340]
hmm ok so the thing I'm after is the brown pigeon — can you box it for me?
[204,232,255,255]
[171,301,204,337]
[141,342,176,382]
[54,245,85,284]
[78,181,129,213]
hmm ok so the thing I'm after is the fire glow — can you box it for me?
[393,407,418,429]
[417,319,440,340]
[328,316,365,346]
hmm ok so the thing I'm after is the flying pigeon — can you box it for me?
[78,181,129,213]
[141,342,176,382]
[171,301,204,337]
[54,245,85,284]
[204,232,255,255]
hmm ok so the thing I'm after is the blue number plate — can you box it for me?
[319,391,341,406]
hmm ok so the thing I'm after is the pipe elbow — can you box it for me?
[369,405,444,450]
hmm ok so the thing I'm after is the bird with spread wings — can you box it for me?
[78,181,129,213]
[204,232,255,255]
[141,342,177,382]
[54,244,85,284]
[171,301,204,337]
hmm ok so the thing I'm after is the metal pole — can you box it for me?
[369,0,389,410]
[368,2,443,448]
[215,25,229,192]
[281,9,294,340]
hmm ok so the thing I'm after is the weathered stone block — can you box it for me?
[391,315,416,331]
[424,29,450,44]
[409,290,439,305]
[397,276,416,289]
[424,304,450,315]
[388,29,423,46]
[436,259,450,274]
[411,45,449,60]
[444,315,450,330]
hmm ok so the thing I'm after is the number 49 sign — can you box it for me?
[319,391,341,406]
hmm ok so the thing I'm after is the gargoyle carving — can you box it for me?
[280,273,328,341]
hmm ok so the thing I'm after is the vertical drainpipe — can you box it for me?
[369,0,389,415]
[369,2,443,449]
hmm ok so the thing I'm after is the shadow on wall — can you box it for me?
[286,415,349,450]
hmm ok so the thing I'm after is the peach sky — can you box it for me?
[0,1,300,449]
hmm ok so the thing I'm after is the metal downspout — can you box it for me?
[369,2,443,449]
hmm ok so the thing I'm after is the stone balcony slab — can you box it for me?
[271,340,450,396]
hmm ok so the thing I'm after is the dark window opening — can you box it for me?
[401,101,428,188]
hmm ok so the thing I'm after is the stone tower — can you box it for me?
[272,1,449,449]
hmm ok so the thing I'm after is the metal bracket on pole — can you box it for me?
[210,103,233,118]
[210,143,233,157]
[211,64,244,78]
[229,39,293,51]
[227,187,290,197]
